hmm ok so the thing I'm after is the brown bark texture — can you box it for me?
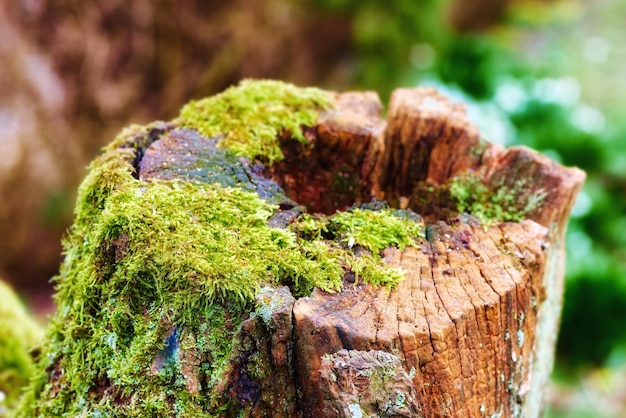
[141,87,583,417]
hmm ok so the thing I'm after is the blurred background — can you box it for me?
[0,0,624,415]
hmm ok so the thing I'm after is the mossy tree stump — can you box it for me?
[17,81,584,417]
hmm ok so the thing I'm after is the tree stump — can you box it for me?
[17,81,584,417]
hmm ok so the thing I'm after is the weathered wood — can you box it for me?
[17,82,584,417]
[290,88,583,417]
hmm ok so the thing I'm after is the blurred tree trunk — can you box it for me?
[447,0,511,31]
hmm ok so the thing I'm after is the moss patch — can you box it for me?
[409,171,546,225]
[449,174,546,223]
[292,204,424,287]
[95,181,350,300]
[177,79,334,164]
[0,280,43,415]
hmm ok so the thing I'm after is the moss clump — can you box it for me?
[449,175,546,223]
[178,79,334,164]
[93,181,349,301]
[16,133,342,416]
[409,171,546,225]
[292,205,424,287]
[0,280,43,415]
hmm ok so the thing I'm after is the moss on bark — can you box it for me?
[15,80,425,417]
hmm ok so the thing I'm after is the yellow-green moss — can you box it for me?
[292,207,424,286]
[177,79,334,164]
[449,175,546,224]
[17,81,423,416]
[0,280,43,415]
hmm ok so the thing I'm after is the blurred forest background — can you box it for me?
[0,0,624,416]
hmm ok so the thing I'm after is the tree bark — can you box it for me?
[18,84,584,417]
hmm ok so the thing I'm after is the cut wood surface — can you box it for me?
[17,82,584,417]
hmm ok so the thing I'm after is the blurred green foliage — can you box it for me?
[0,280,43,414]
[319,0,626,371]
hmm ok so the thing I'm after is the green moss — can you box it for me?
[292,206,424,287]
[177,79,334,164]
[328,208,424,254]
[94,181,348,300]
[246,352,269,381]
[449,174,546,223]
[0,280,43,415]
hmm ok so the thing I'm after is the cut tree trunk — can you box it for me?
[18,83,584,418]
